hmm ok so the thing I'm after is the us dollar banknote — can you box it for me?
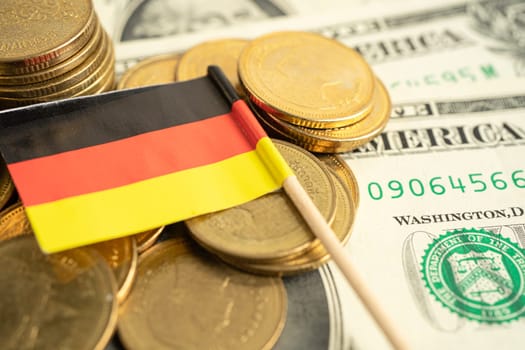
[335,77,525,348]
[93,0,371,43]
[315,0,525,99]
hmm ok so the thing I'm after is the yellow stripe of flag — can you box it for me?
[28,137,293,253]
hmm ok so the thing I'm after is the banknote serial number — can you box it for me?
[389,63,499,90]
[367,170,525,200]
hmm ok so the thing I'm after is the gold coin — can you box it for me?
[0,22,103,86]
[118,238,287,350]
[89,236,138,304]
[0,25,106,98]
[0,202,138,303]
[117,54,180,89]
[135,226,165,254]
[0,2,96,75]
[222,169,355,275]
[318,154,360,209]
[0,32,115,107]
[0,202,32,241]
[176,38,248,95]
[0,235,118,350]
[239,31,374,128]
[255,77,391,153]
[0,160,14,211]
[186,139,336,261]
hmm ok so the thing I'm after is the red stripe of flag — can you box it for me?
[9,109,257,206]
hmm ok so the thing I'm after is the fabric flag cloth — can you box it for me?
[0,66,293,253]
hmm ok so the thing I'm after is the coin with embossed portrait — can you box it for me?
[118,237,287,350]
[239,31,375,129]
[0,235,118,350]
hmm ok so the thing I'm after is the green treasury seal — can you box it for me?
[421,228,525,323]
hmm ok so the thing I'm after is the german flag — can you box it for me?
[0,67,293,253]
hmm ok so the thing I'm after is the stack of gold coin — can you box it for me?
[0,0,115,110]
[185,139,358,276]
[0,235,118,350]
[238,31,391,153]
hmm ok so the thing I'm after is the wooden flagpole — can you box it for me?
[283,175,409,350]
